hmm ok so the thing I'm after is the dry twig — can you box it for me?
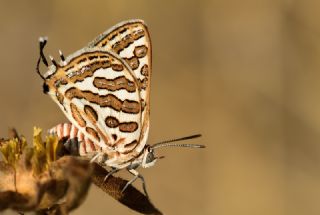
[92,163,162,215]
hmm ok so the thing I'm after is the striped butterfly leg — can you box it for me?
[122,169,149,199]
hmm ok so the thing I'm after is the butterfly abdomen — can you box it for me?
[48,123,101,156]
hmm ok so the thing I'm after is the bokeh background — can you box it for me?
[1,0,320,214]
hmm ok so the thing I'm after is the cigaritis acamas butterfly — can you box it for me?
[37,19,204,196]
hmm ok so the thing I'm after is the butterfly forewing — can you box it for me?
[88,19,151,152]
[44,49,142,156]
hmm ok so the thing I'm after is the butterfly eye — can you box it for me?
[146,151,155,163]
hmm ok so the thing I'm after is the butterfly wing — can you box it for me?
[88,19,151,153]
[44,48,142,157]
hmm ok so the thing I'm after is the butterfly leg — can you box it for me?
[103,168,119,182]
[122,169,149,199]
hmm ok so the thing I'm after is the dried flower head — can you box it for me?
[0,128,93,215]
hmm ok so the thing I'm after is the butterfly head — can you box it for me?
[141,145,159,168]
[141,134,204,168]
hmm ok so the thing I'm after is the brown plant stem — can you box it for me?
[91,163,163,215]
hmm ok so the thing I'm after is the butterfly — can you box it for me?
[36,19,204,197]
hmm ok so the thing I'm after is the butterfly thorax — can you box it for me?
[99,144,157,169]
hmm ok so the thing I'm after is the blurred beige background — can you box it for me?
[1,0,320,214]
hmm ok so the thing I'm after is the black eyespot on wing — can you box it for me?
[43,83,49,94]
